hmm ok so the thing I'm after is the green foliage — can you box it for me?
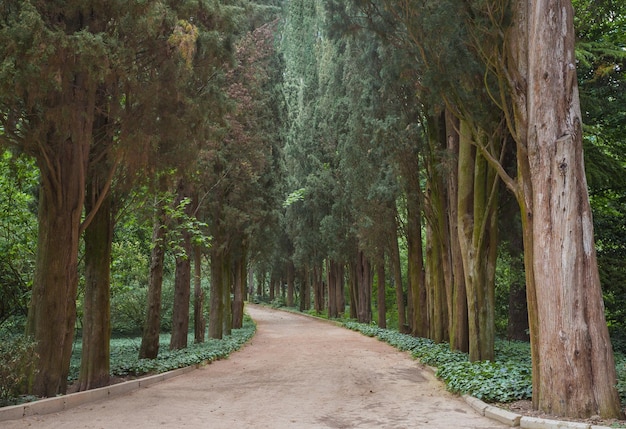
[68,315,255,381]
[0,149,38,327]
[0,334,37,406]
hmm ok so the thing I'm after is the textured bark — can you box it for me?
[327,259,344,319]
[287,261,295,307]
[209,247,225,339]
[193,246,205,343]
[445,112,469,353]
[457,123,498,362]
[139,200,167,359]
[390,216,406,332]
[506,0,622,417]
[376,257,386,329]
[399,149,427,338]
[78,189,112,391]
[232,246,247,330]
[354,250,372,324]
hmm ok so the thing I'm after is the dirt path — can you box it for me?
[4,305,506,428]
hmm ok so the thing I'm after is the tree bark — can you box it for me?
[209,247,225,339]
[193,245,205,343]
[354,250,372,323]
[502,0,623,418]
[287,261,295,307]
[390,217,406,332]
[78,185,112,391]
[139,197,167,359]
[26,111,93,396]
[457,122,498,362]
[232,244,247,329]
[376,255,386,329]
[445,111,469,353]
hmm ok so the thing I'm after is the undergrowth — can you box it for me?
[343,321,532,403]
[68,315,256,381]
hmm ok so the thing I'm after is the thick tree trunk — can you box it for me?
[232,245,247,329]
[505,0,622,418]
[193,246,205,343]
[313,263,324,314]
[390,215,406,332]
[445,112,469,353]
[354,250,372,323]
[457,123,498,362]
[27,138,90,397]
[139,199,167,359]
[399,149,427,338]
[79,189,112,391]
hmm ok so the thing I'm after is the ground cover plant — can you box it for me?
[342,320,626,406]
[69,315,255,382]
[0,316,255,407]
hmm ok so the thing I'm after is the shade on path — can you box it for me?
[4,304,506,428]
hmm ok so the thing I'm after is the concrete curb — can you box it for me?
[0,365,197,423]
[463,396,614,429]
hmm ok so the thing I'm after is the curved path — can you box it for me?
[5,305,506,428]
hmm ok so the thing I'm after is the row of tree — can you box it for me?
[0,0,284,397]
[1,0,625,421]
[269,0,626,419]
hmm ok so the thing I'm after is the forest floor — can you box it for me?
[4,304,508,429]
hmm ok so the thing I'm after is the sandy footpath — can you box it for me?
[4,304,506,428]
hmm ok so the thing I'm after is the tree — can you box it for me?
[489,0,623,418]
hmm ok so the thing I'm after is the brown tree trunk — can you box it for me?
[222,254,232,337]
[390,217,406,332]
[399,148,427,338]
[232,244,247,329]
[313,263,324,313]
[445,112,469,353]
[287,261,295,307]
[193,246,205,343]
[78,187,112,391]
[376,256,386,329]
[457,123,498,362]
[139,197,167,359]
[354,250,372,323]
[501,0,623,418]
[209,247,225,339]
[26,134,93,397]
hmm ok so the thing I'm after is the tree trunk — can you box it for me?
[457,123,498,362]
[376,256,386,329]
[287,261,295,307]
[504,0,623,417]
[222,253,232,337]
[445,111,469,353]
[390,217,406,332]
[209,247,225,339]
[193,246,205,343]
[354,250,372,323]
[232,244,247,329]
[26,136,90,396]
[399,149,427,338]
[313,263,324,313]
[78,187,112,391]
[139,198,167,359]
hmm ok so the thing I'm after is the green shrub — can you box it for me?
[342,319,533,403]
[0,335,37,405]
